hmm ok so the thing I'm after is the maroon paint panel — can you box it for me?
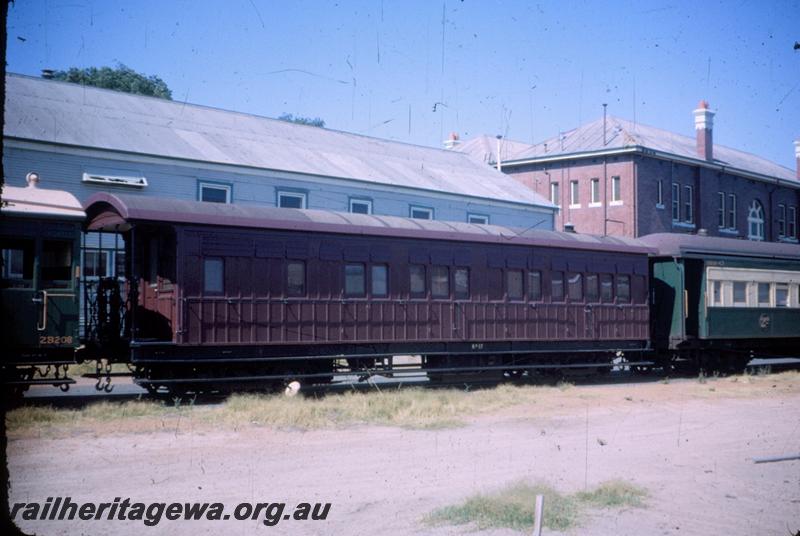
[171,225,650,347]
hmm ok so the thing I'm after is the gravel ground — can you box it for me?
[7,373,800,535]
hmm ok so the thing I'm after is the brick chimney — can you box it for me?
[693,100,715,161]
[795,140,800,180]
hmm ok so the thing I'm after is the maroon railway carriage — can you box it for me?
[84,193,652,392]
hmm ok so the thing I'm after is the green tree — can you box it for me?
[50,64,172,100]
[278,113,325,128]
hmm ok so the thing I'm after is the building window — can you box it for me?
[345,263,366,296]
[727,194,737,230]
[717,192,725,228]
[590,178,601,205]
[683,185,693,223]
[467,214,489,224]
[507,270,524,300]
[656,180,664,208]
[409,265,426,296]
[569,180,580,207]
[454,268,470,299]
[789,206,797,238]
[671,183,680,221]
[528,270,542,300]
[287,261,306,296]
[431,266,450,298]
[199,182,231,204]
[567,273,583,301]
[83,250,112,279]
[611,176,621,203]
[203,258,224,294]
[278,190,307,209]
[747,200,765,241]
[551,271,564,301]
[778,204,786,237]
[550,182,560,206]
[349,198,372,214]
[410,206,433,220]
[371,265,388,297]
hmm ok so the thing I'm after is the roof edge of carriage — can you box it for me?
[638,233,800,261]
[84,192,654,255]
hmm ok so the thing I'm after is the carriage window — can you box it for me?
[454,268,469,299]
[733,282,747,306]
[287,261,306,296]
[528,271,542,300]
[600,274,613,301]
[371,265,388,297]
[507,270,523,300]
[345,263,366,296]
[41,240,73,289]
[568,273,583,301]
[410,265,426,296]
[431,266,449,298]
[775,284,788,308]
[1,239,34,288]
[203,257,224,294]
[710,281,722,306]
[757,283,770,307]
[616,275,630,302]
[551,271,564,301]
[586,274,599,302]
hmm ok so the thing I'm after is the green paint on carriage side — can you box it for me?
[0,217,82,363]
[699,255,800,340]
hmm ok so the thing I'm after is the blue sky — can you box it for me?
[6,0,800,169]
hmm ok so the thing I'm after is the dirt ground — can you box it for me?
[7,373,800,535]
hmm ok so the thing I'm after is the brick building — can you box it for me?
[456,102,800,243]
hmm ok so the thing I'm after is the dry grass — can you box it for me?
[425,479,647,532]
[7,370,799,437]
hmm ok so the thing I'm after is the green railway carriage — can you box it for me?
[640,233,800,370]
[1,174,84,390]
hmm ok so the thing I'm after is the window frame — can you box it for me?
[286,260,306,297]
[569,180,580,208]
[344,263,367,297]
[656,180,664,208]
[431,265,450,299]
[277,190,308,209]
[590,178,601,206]
[506,269,524,301]
[727,194,737,230]
[616,274,631,303]
[747,199,765,241]
[550,271,565,302]
[528,270,542,301]
[717,192,725,229]
[467,213,489,225]
[203,257,225,295]
[550,182,560,206]
[409,264,427,297]
[454,267,470,299]
[671,183,680,221]
[198,181,232,204]
[788,206,797,238]
[683,185,693,223]
[371,264,389,297]
[567,272,583,301]
[610,176,622,204]
[409,206,434,220]
[778,204,786,238]
[348,197,373,215]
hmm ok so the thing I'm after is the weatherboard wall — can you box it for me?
[3,144,554,230]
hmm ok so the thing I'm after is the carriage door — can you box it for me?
[1,236,38,350]
[584,273,599,340]
[452,267,470,340]
[138,229,177,341]
[39,237,80,348]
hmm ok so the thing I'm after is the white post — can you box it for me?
[532,494,544,536]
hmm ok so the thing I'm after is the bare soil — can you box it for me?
[7,373,800,535]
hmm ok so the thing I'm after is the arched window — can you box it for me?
[747,200,765,241]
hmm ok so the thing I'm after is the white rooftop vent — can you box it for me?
[82,172,148,188]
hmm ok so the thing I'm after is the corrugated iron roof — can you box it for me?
[638,233,800,260]
[458,116,798,183]
[85,192,651,255]
[4,74,554,209]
